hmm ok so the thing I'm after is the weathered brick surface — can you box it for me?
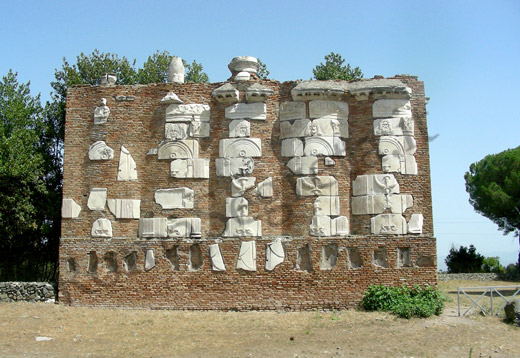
[59,77,436,310]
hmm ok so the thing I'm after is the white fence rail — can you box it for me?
[457,286,520,316]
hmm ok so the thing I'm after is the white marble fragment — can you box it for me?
[352,174,400,196]
[373,99,411,118]
[311,118,348,138]
[145,249,156,271]
[253,177,273,198]
[265,238,284,271]
[324,157,335,166]
[235,71,251,81]
[286,156,318,175]
[236,240,256,271]
[370,214,407,235]
[229,120,250,138]
[215,157,254,177]
[379,136,416,156]
[93,98,110,124]
[373,117,414,136]
[107,199,140,219]
[88,141,114,160]
[310,215,332,236]
[223,217,261,237]
[168,57,184,83]
[296,176,338,196]
[189,120,210,138]
[408,214,424,234]
[228,56,258,74]
[333,216,349,236]
[212,83,239,104]
[281,138,304,157]
[280,119,311,139]
[219,138,262,158]
[170,159,210,178]
[154,188,194,209]
[314,196,340,216]
[226,197,249,217]
[352,194,413,215]
[91,218,112,238]
[309,100,349,120]
[166,218,201,238]
[138,218,168,238]
[304,136,346,157]
[165,123,189,140]
[158,140,199,159]
[209,244,226,271]
[117,146,138,181]
[382,154,418,175]
[231,177,256,197]
[279,101,306,121]
[160,92,183,104]
[166,104,210,122]
[225,103,266,120]
[87,188,107,211]
[245,83,273,102]
[62,198,81,218]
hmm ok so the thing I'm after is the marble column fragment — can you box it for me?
[265,238,284,271]
[209,244,226,271]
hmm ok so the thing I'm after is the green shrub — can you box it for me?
[360,285,445,319]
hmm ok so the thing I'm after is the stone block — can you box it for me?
[309,118,348,138]
[165,123,189,140]
[93,98,110,124]
[222,217,262,237]
[229,120,250,138]
[88,141,114,160]
[309,100,349,120]
[219,138,262,158]
[91,218,112,238]
[145,249,155,271]
[408,214,424,234]
[231,177,256,197]
[310,215,332,236]
[154,188,194,209]
[158,140,199,160]
[212,83,239,104]
[215,157,254,177]
[265,238,285,271]
[170,159,210,178]
[374,117,414,136]
[253,177,273,197]
[62,198,81,218]
[225,103,266,120]
[209,244,226,271]
[313,196,340,216]
[370,214,407,235]
[166,104,210,122]
[281,138,304,157]
[117,146,138,181]
[372,99,411,118]
[167,218,201,238]
[381,154,418,175]
[352,194,413,215]
[236,241,256,271]
[245,83,273,103]
[280,119,311,139]
[379,136,416,156]
[138,218,168,238]
[189,121,210,138]
[304,136,346,157]
[87,188,107,211]
[286,156,318,175]
[226,197,249,217]
[296,176,338,196]
[333,216,350,236]
[107,199,140,219]
[279,101,306,121]
[352,174,399,196]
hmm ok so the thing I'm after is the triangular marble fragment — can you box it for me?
[265,238,284,271]
[209,244,226,271]
[117,146,137,181]
[145,249,155,271]
[236,241,256,271]
[252,177,273,197]
[160,92,183,104]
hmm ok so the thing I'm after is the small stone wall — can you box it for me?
[437,273,500,282]
[0,282,56,302]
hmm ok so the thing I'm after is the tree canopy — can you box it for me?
[445,245,485,273]
[312,52,363,81]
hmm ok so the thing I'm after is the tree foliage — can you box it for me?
[257,59,270,79]
[312,52,363,81]
[445,245,485,273]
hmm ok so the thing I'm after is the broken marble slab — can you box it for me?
[324,157,335,166]
[189,120,210,138]
[219,138,262,158]
[372,99,411,118]
[280,119,311,139]
[296,176,338,196]
[225,103,266,120]
[310,118,348,138]
[88,141,114,160]
[231,177,256,197]
[170,159,210,178]
[166,218,201,238]
[226,197,249,217]
[311,216,350,237]
[236,240,256,271]
[313,196,340,216]
[408,213,424,234]
[138,218,168,238]
[373,117,414,136]
[215,157,254,177]
[154,188,194,209]
[309,100,349,120]
[93,98,110,124]
[351,194,413,215]
[87,188,107,211]
[279,101,306,121]
[381,154,418,175]
[333,216,349,236]
[212,83,239,104]
[62,198,81,218]
[222,217,262,237]
[370,214,407,235]
[286,156,318,175]
[117,146,137,181]
[166,104,210,122]
[379,136,416,156]
[107,199,140,219]
[165,123,189,140]
[281,138,304,157]
[158,140,199,159]
[145,249,155,271]
[352,174,400,196]
[265,238,284,271]
[209,244,226,271]
[91,218,112,238]
[245,83,273,103]
[229,119,250,138]
[160,92,183,104]
[252,177,273,197]
[304,136,346,157]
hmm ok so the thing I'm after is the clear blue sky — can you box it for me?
[1,0,519,270]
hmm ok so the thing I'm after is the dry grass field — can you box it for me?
[0,279,519,357]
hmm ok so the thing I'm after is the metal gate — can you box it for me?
[457,285,520,316]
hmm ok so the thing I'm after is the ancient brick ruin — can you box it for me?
[59,56,436,310]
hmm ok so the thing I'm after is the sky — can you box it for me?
[1,0,519,270]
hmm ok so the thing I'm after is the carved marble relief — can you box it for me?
[333,216,349,236]
[265,238,284,271]
[309,215,349,236]
[225,103,266,121]
[236,241,256,271]
[231,177,256,197]
[382,154,417,175]
[310,118,348,138]
[309,100,349,120]
[408,214,424,234]
[379,136,416,156]
[252,177,273,197]
[370,214,407,235]
[304,136,346,157]
[225,197,249,217]
[245,83,273,103]
[372,99,411,118]
[167,218,202,238]
[209,244,226,271]
[154,188,194,209]
[222,217,262,237]
[212,83,239,104]
[286,156,318,175]
[280,119,311,139]
[229,120,250,138]
[166,104,210,122]
[117,146,138,181]
[279,101,306,121]
[88,141,114,160]
[93,98,110,124]
[296,176,338,196]
[87,188,107,211]
[189,120,210,138]
[170,159,209,178]
[107,199,140,219]
[62,198,81,218]
[145,249,155,271]
[158,140,199,160]
[324,157,335,166]
[352,194,413,215]
[352,174,399,196]
[281,138,304,157]
[91,218,112,238]
[165,123,189,140]
[218,138,262,158]
[313,196,340,216]
[374,117,414,136]
[215,157,254,177]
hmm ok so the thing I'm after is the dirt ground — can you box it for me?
[0,280,519,358]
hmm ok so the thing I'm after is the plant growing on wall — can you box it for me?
[312,52,363,81]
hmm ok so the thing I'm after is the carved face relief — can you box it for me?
[330,119,340,135]
[378,119,393,135]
